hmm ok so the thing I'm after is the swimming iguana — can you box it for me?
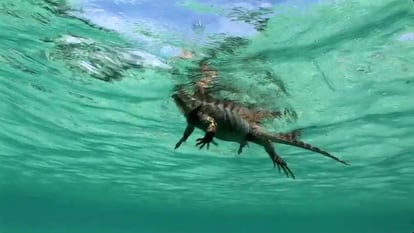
[172,63,349,179]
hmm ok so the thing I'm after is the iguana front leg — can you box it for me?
[237,141,248,155]
[196,115,217,150]
[175,124,195,149]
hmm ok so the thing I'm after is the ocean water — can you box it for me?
[1,0,414,232]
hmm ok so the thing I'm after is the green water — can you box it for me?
[1,0,414,232]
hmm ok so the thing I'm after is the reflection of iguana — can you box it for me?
[172,63,349,179]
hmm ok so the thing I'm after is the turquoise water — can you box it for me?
[1,0,414,232]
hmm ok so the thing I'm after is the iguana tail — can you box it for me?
[259,131,349,166]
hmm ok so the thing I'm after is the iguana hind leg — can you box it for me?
[263,140,295,179]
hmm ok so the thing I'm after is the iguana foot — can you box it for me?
[196,132,215,150]
[272,156,295,179]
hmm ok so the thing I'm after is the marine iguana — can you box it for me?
[172,63,349,179]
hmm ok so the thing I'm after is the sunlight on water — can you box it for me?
[1,0,414,233]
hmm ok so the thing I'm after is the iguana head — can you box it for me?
[172,92,200,116]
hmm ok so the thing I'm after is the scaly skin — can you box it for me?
[172,63,349,179]
[172,90,349,179]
